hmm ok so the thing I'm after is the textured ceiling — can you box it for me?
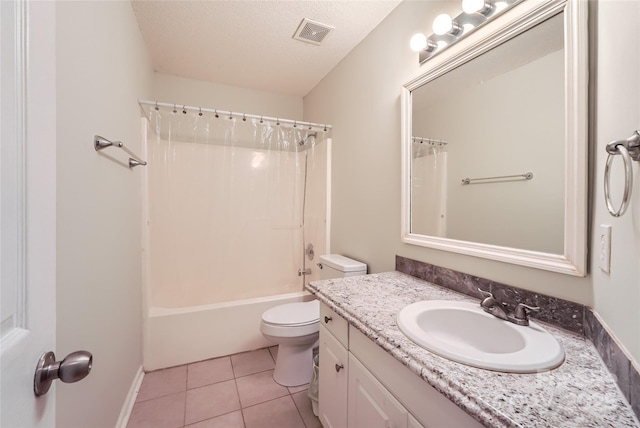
[131,1,402,97]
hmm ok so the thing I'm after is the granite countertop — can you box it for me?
[306,271,639,428]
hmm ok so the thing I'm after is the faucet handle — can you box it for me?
[513,303,540,321]
[477,288,494,299]
[477,288,497,311]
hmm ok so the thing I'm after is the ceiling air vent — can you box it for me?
[293,18,334,46]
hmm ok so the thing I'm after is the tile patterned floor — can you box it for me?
[127,347,322,428]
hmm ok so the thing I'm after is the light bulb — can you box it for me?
[462,0,484,14]
[432,14,461,35]
[410,33,427,52]
[494,1,507,12]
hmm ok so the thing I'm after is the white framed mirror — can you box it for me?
[401,0,588,276]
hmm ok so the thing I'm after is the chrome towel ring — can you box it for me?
[604,130,640,217]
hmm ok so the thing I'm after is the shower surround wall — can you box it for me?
[142,107,328,369]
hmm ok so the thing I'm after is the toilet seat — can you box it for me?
[262,300,319,327]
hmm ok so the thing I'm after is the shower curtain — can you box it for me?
[142,104,328,308]
[411,142,447,237]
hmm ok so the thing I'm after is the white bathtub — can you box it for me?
[143,291,315,371]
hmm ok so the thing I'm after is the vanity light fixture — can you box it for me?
[411,0,521,64]
[410,33,437,52]
[432,14,462,36]
[462,0,493,15]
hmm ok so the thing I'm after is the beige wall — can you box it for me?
[153,72,303,121]
[56,1,153,427]
[304,0,639,365]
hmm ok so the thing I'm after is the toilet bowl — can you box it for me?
[260,300,320,386]
[260,254,367,387]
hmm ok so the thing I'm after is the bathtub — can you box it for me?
[143,291,315,371]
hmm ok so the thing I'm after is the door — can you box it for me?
[1,1,57,426]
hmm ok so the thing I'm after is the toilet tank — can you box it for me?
[318,254,367,280]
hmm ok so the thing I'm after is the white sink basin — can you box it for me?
[396,300,564,373]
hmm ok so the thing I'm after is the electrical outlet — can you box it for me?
[599,225,612,273]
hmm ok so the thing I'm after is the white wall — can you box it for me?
[591,0,640,363]
[56,2,153,427]
[153,72,303,121]
[303,0,640,366]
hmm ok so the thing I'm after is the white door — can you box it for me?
[1,1,57,426]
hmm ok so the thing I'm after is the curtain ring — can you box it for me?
[182,105,187,114]
[154,101,159,111]
[294,121,297,128]
[198,107,203,117]
[172,104,177,113]
[276,118,280,126]
[324,124,327,132]
[214,109,219,118]
[260,116,263,124]
[243,114,247,122]
[604,144,633,217]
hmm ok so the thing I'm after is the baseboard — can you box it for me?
[115,366,144,428]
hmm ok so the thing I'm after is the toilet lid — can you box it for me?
[262,300,320,326]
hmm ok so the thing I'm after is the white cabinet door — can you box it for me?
[408,413,425,428]
[319,324,349,428]
[348,354,408,428]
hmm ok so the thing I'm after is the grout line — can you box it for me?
[182,366,188,428]
[291,392,309,428]
[234,374,248,428]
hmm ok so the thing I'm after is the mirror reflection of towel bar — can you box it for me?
[94,135,147,168]
[462,172,533,185]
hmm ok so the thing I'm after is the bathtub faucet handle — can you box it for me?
[298,268,311,276]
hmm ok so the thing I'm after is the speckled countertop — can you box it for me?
[306,271,639,428]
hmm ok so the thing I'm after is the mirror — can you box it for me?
[401,0,588,276]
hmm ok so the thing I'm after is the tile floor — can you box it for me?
[127,347,322,428]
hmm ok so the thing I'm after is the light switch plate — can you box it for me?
[599,225,612,273]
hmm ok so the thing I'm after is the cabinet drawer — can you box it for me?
[320,303,348,348]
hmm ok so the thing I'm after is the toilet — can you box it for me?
[260,254,367,386]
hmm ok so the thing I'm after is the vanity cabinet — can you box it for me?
[318,303,482,428]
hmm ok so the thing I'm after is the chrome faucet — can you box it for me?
[477,288,540,326]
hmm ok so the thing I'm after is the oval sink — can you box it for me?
[397,300,564,373]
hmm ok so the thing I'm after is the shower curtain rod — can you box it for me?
[412,136,447,145]
[138,99,332,131]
